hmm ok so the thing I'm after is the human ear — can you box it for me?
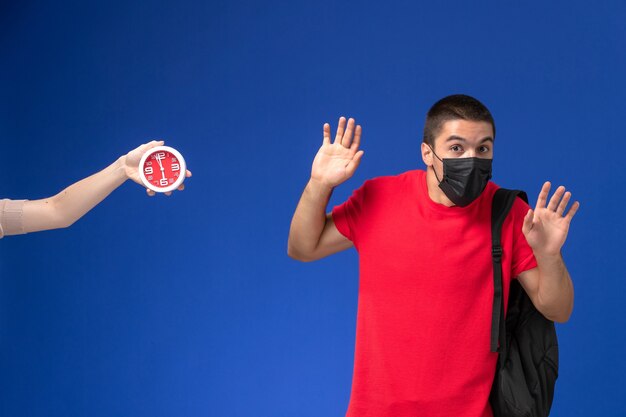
[421,142,433,167]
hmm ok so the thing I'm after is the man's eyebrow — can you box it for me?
[445,135,494,143]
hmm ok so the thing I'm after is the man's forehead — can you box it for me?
[438,120,494,141]
[445,135,494,143]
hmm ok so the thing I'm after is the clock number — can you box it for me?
[152,152,166,160]
[144,167,154,175]
[160,179,169,186]
[171,163,180,171]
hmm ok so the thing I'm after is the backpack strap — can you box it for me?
[490,188,528,355]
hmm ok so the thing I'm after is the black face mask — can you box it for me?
[430,148,493,207]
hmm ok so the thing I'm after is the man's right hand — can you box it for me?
[310,117,363,189]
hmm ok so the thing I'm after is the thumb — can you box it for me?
[521,209,534,236]
[142,140,165,151]
[345,150,364,177]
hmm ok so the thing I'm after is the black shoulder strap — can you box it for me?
[490,188,528,354]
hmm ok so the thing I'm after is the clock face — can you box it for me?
[138,146,187,193]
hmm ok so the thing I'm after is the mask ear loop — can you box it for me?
[428,144,444,183]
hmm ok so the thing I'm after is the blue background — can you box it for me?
[1,1,624,416]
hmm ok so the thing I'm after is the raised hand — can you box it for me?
[124,140,192,196]
[311,117,364,189]
[522,182,580,257]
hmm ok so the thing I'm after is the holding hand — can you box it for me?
[123,140,193,196]
[522,182,580,257]
[311,117,364,189]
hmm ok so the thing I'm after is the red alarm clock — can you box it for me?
[138,145,187,193]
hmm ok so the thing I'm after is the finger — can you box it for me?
[165,191,172,196]
[341,118,355,148]
[535,181,551,211]
[345,150,364,177]
[146,189,156,197]
[522,209,534,235]
[564,201,580,222]
[334,117,346,144]
[556,191,571,216]
[350,124,362,155]
[177,183,185,191]
[185,170,192,178]
[145,140,165,149]
[136,140,163,156]
[323,123,331,145]
[547,185,565,212]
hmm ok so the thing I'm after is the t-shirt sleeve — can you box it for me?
[331,181,368,244]
[0,199,27,239]
[509,197,538,277]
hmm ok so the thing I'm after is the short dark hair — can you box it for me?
[422,94,495,147]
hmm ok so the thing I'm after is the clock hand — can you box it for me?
[154,154,166,179]
[155,154,164,170]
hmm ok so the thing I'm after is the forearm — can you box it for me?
[23,156,129,232]
[534,253,574,322]
[288,178,333,260]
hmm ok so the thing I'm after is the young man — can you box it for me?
[288,95,578,417]
[0,141,191,238]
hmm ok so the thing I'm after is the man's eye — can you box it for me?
[479,146,490,153]
[450,145,462,152]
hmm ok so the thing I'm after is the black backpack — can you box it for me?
[489,188,559,417]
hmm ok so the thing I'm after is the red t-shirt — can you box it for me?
[332,169,537,417]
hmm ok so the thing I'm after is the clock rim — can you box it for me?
[138,145,187,193]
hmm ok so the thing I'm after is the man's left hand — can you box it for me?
[522,181,580,257]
